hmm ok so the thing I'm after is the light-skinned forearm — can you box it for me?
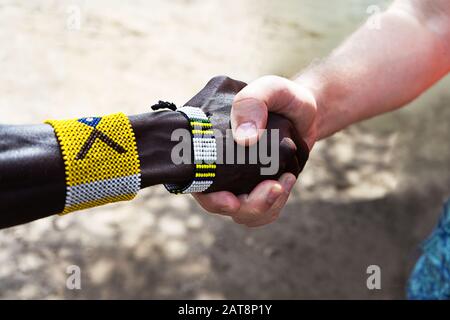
[296,0,450,140]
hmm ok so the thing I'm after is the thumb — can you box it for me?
[231,75,317,148]
[230,95,267,146]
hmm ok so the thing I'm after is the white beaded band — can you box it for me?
[164,106,217,194]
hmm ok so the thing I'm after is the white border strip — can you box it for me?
[65,174,141,207]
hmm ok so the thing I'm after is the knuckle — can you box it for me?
[270,211,281,220]
[272,197,288,211]
[198,200,228,215]
[208,75,229,85]
[247,206,265,217]
[260,74,283,84]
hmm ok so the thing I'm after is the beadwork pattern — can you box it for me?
[46,113,141,214]
[164,106,217,194]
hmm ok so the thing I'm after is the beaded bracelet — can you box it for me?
[46,113,141,215]
[164,106,217,194]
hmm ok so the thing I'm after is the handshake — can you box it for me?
[0,74,318,229]
[0,73,318,229]
[165,75,318,227]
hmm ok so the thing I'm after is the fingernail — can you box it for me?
[266,184,283,205]
[235,122,257,141]
[280,175,296,193]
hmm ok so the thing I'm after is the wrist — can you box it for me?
[129,110,194,188]
[295,73,334,142]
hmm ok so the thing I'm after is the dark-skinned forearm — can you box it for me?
[0,110,193,229]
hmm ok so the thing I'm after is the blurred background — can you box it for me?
[0,0,449,299]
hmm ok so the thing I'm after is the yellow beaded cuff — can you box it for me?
[45,113,141,215]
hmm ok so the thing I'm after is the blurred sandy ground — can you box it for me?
[0,0,449,299]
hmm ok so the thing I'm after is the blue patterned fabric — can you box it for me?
[407,199,450,300]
